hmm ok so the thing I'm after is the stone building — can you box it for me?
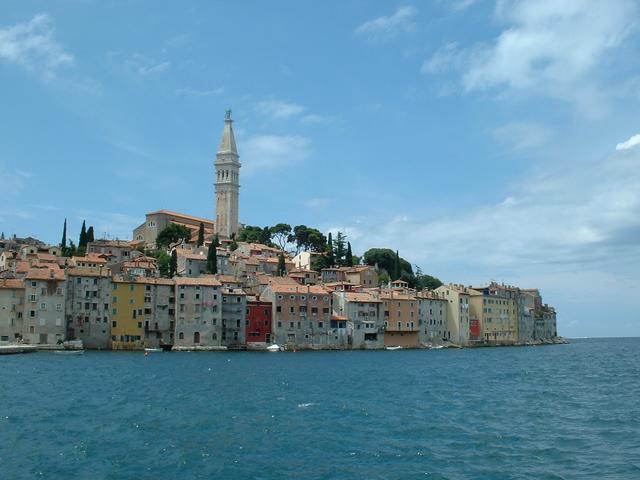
[173,276,224,349]
[133,210,214,248]
[23,267,66,345]
[140,278,175,349]
[87,240,136,264]
[215,110,241,239]
[0,279,24,342]
[380,289,420,348]
[332,291,384,349]
[261,284,332,349]
[417,290,449,345]
[221,287,246,348]
[65,268,112,349]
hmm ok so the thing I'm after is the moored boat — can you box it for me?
[53,350,85,355]
[266,344,281,352]
[385,346,403,351]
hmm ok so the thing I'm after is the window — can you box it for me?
[112,321,117,327]
[318,322,323,328]
[40,303,46,311]
[276,306,282,313]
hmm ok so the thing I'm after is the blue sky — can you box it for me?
[1,1,639,337]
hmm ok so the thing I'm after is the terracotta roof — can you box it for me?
[177,251,208,261]
[0,278,24,289]
[16,260,29,273]
[25,267,65,281]
[71,255,108,265]
[66,268,110,278]
[174,276,222,287]
[147,210,214,225]
[216,275,240,283]
[88,240,134,248]
[341,292,382,303]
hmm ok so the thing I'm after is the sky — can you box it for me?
[1,0,639,338]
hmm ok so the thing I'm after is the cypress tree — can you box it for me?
[326,232,335,267]
[79,220,87,248]
[206,236,218,274]
[346,242,353,267]
[197,222,205,246]
[169,250,178,277]
[86,226,95,244]
[277,251,286,276]
[61,219,67,248]
[393,250,400,280]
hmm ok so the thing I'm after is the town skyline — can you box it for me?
[1,1,640,338]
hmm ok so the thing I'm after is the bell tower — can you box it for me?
[215,109,240,238]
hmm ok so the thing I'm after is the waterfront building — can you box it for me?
[332,291,384,349]
[215,110,241,239]
[261,284,332,349]
[23,267,66,345]
[380,289,420,348]
[416,290,449,345]
[140,278,176,349]
[434,284,470,346]
[245,299,272,346]
[221,287,247,348]
[110,277,145,349]
[65,268,112,349]
[0,278,24,342]
[470,283,519,344]
[173,276,224,348]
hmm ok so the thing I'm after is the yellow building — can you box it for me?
[111,277,145,350]
[470,283,519,344]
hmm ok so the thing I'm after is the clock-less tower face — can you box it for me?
[214,110,241,239]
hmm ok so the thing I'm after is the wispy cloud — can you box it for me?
[424,0,639,115]
[616,133,640,151]
[138,60,170,76]
[256,99,304,120]
[355,6,417,42]
[0,165,33,195]
[0,13,73,79]
[110,52,171,77]
[301,114,336,125]
[451,0,476,11]
[492,121,553,152]
[344,142,640,277]
[305,198,330,209]
[242,134,311,173]
[176,87,224,97]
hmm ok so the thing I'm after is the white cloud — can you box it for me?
[176,87,224,97]
[452,0,476,11]
[355,6,417,42]
[138,60,170,76]
[0,13,74,78]
[256,99,304,120]
[300,114,336,125]
[616,133,640,151]
[305,198,330,209]
[425,0,639,115]
[345,146,640,277]
[0,165,32,195]
[492,121,552,151]
[242,134,311,173]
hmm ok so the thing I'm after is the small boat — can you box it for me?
[385,346,403,351]
[266,344,281,352]
[144,348,162,352]
[53,350,85,355]
[430,345,444,350]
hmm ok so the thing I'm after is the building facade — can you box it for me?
[0,279,24,342]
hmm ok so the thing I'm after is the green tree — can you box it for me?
[156,223,192,249]
[197,222,205,246]
[259,226,272,245]
[79,220,87,249]
[237,225,262,243]
[393,250,400,280]
[157,251,171,278]
[169,250,178,277]
[207,235,219,274]
[277,251,286,276]
[345,242,353,267]
[229,239,238,251]
[60,219,67,249]
[334,232,347,266]
[363,248,413,278]
[326,232,335,267]
[86,226,95,244]
[270,223,292,250]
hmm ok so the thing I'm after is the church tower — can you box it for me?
[215,110,240,238]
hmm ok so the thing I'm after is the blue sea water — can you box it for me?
[1,338,640,479]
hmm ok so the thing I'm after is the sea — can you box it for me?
[1,337,639,479]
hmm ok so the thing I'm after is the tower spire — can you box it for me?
[218,109,238,155]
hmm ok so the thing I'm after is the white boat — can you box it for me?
[53,350,85,355]
[430,345,444,350]
[144,348,162,352]
[385,346,403,351]
[266,344,281,352]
